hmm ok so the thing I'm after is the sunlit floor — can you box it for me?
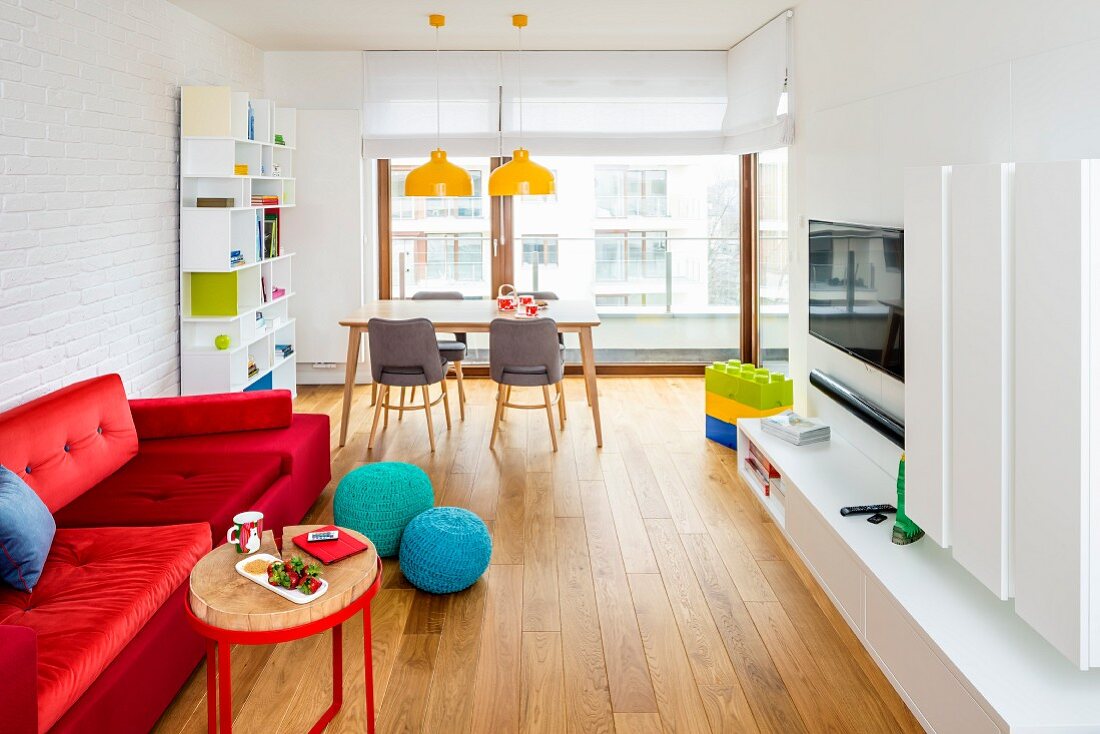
[153,377,919,734]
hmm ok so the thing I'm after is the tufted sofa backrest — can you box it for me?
[0,374,138,512]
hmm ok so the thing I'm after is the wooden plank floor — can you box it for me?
[152,377,922,734]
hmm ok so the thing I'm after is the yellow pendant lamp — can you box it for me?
[489,14,555,197]
[405,14,473,197]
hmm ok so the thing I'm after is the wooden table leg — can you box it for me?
[205,640,217,734]
[364,607,376,734]
[340,327,362,447]
[218,640,233,734]
[578,327,602,447]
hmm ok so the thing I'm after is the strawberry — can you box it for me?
[305,562,322,578]
[285,568,300,587]
[299,576,322,595]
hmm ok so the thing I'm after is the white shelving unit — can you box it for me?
[179,86,297,396]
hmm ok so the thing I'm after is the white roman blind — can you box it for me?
[360,9,794,158]
[362,51,501,157]
[723,11,793,154]
[500,51,730,155]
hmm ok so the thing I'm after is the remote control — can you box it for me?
[839,504,897,517]
[867,513,889,524]
[307,530,340,542]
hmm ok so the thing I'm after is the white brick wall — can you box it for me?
[0,0,263,410]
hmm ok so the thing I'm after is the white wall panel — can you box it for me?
[281,110,365,367]
[903,166,951,548]
[1013,160,1090,668]
[949,163,1012,599]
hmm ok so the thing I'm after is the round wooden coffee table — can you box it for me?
[186,525,381,734]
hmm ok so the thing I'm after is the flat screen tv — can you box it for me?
[808,220,904,381]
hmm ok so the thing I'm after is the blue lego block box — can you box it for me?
[705,415,737,450]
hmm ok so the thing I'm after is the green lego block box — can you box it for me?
[705,359,793,410]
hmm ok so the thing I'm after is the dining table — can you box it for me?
[338,299,603,448]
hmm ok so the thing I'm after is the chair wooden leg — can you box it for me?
[421,385,436,453]
[502,386,512,420]
[490,384,506,450]
[440,380,452,430]
[542,385,558,452]
[368,387,386,450]
[454,361,466,421]
[556,381,566,428]
[370,382,377,407]
[383,385,391,429]
[398,387,406,421]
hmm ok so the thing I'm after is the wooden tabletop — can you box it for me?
[189,526,379,632]
[339,299,600,330]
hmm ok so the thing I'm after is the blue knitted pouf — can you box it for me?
[399,507,492,594]
[333,462,434,557]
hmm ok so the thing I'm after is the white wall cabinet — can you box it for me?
[1013,160,1100,669]
[905,158,1100,668]
[903,166,952,548]
[949,163,1013,601]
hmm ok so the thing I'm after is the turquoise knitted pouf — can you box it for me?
[333,462,434,557]
[399,507,491,594]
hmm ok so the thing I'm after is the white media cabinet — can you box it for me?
[736,418,1100,733]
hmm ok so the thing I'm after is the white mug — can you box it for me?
[227,511,264,554]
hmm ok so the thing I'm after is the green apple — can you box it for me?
[214,334,231,350]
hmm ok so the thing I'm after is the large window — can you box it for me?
[595,168,669,218]
[381,152,787,365]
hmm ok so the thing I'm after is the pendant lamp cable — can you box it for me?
[516,21,524,148]
[434,24,441,149]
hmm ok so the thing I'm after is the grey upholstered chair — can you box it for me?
[410,290,467,419]
[366,317,452,453]
[489,317,566,451]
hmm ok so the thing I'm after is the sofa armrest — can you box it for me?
[1,625,38,734]
[129,390,293,440]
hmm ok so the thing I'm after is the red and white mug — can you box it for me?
[227,510,264,554]
[523,302,539,317]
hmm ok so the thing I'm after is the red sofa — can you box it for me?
[0,375,331,734]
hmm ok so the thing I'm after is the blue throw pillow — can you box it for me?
[0,465,55,593]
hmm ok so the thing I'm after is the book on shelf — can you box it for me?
[271,286,286,299]
[247,101,254,141]
[230,249,244,267]
[251,195,280,207]
[247,355,258,378]
[274,134,285,146]
[744,456,773,496]
[263,214,279,258]
[196,197,235,208]
[761,410,831,446]
[234,163,249,176]
[275,343,294,358]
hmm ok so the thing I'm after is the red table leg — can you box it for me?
[206,640,217,734]
[218,640,233,734]
[364,607,375,734]
[308,624,345,734]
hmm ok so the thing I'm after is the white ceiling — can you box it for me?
[168,0,792,52]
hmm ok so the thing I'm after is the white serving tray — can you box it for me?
[234,552,329,605]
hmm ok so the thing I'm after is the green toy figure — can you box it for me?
[892,453,925,545]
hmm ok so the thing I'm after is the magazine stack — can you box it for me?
[761,410,830,446]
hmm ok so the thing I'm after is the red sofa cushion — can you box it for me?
[0,375,137,512]
[129,390,293,440]
[0,524,210,732]
[53,452,283,544]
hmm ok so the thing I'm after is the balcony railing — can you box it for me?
[390,236,790,314]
